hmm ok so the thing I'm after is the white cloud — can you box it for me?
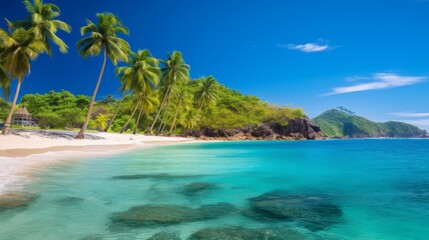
[278,43,330,53]
[289,43,328,52]
[391,112,429,118]
[324,73,426,96]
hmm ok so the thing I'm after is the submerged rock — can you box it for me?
[54,196,85,205]
[0,192,39,212]
[111,202,235,227]
[189,227,307,240]
[245,190,342,231]
[111,173,201,180]
[147,232,181,240]
[183,182,216,194]
[79,234,103,240]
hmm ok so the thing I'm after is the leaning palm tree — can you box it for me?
[0,28,46,135]
[115,50,161,133]
[168,84,193,135]
[134,90,159,134]
[181,108,198,132]
[0,63,10,98]
[75,13,130,139]
[148,51,190,133]
[191,76,218,130]
[8,0,71,55]
[119,97,140,133]
[116,50,160,94]
[103,93,125,132]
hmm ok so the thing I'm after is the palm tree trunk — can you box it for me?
[149,86,171,132]
[120,100,140,134]
[103,95,125,132]
[168,100,182,135]
[160,121,167,133]
[190,103,203,131]
[75,48,107,139]
[133,105,144,134]
[1,78,22,135]
[157,96,172,135]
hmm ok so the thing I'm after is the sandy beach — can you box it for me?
[0,130,196,195]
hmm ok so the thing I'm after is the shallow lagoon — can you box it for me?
[1,140,428,239]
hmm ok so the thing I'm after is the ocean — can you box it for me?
[0,140,428,239]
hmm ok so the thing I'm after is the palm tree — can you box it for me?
[75,13,130,139]
[115,50,161,134]
[95,114,108,131]
[0,28,46,134]
[148,51,190,133]
[181,108,197,132]
[0,64,10,98]
[191,76,218,131]
[103,93,125,132]
[119,98,140,133]
[8,0,71,55]
[116,50,160,94]
[168,84,193,135]
[134,90,159,134]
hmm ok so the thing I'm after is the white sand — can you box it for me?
[0,130,196,195]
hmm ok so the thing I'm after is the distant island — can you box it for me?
[313,109,428,138]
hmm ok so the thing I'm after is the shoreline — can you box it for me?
[0,130,198,196]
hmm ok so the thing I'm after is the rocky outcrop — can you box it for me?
[189,227,309,240]
[147,232,181,240]
[243,190,342,231]
[110,203,236,227]
[188,117,326,140]
[183,182,216,195]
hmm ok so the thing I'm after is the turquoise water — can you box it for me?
[1,140,429,239]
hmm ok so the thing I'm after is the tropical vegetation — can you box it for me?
[0,0,70,135]
[0,0,309,137]
[75,12,130,139]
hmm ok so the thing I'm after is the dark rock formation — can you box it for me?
[188,117,325,140]
[0,192,39,212]
[147,232,181,240]
[183,182,216,194]
[111,173,202,180]
[54,196,85,205]
[79,234,103,240]
[111,202,236,227]
[244,190,342,231]
[189,227,309,240]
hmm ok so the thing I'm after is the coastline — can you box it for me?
[0,130,198,196]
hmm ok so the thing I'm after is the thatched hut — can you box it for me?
[12,106,37,126]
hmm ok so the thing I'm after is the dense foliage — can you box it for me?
[0,0,308,136]
[0,0,70,134]
[313,109,427,138]
[20,90,89,129]
[9,85,305,134]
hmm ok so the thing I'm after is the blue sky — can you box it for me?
[1,0,429,129]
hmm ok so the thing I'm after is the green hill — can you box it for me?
[312,109,427,138]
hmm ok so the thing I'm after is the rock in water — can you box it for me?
[183,182,216,194]
[111,202,235,227]
[147,232,180,240]
[245,190,342,231]
[111,173,201,180]
[189,227,308,240]
[0,192,39,212]
[54,196,85,205]
[78,234,103,240]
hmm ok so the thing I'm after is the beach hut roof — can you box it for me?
[14,106,31,116]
